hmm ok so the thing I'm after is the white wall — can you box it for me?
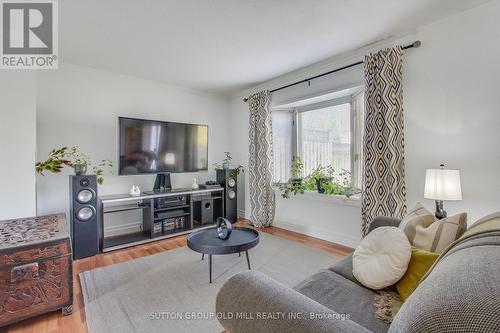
[36,63,231,223]
[0,72,37,220]
[229,1,500,247]
[403,0,500,224]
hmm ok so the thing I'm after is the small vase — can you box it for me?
[222,162,230,170]
[74,164,87,176]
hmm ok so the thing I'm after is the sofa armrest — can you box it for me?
[368,216,401,234]
[216,271,372,333]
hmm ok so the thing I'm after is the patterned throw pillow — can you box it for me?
[399,203,436,243]
[413,213,467,253]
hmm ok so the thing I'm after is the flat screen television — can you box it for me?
[119,117,208,175]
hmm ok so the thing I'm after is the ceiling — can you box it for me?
[60,0,491,96]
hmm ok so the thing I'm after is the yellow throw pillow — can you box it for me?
[396,247,439,300]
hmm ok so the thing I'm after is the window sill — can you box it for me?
[274,188,361,208]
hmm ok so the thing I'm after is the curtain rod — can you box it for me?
[243,40,421,102]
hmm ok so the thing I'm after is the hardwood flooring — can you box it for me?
[3,220,352,333]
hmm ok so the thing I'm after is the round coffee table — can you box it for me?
[187,227,259,283]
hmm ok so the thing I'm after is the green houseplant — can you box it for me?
[215,152,244,178]
[277,157,307,198]
[36,146,113,184]
[304,165,335,193]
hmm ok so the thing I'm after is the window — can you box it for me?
[272,91,364,189]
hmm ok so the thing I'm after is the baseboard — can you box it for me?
[237,209,247,219]
[104,221,142,237]
[273,219,360,248]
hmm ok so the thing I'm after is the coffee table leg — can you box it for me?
[201,253,204,261]
[245,250,251,270]
[209,254,212,283]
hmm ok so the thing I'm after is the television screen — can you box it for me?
[119,117,208,175]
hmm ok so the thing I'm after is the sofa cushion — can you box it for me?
[294,269,391,333]
[353,227,411,290]
[412,212,467,253]
[395,247,439,300]
[399,203,436,243]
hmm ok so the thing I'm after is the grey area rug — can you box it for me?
[80,232,338,333]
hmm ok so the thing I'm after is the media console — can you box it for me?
[99,188,224,252]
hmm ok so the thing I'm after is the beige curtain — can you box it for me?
[362,46,407,236]
[248,90,275,227]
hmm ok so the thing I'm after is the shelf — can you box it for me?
[103,231,149,249]
[154,212,190,221]
[103,204,147,214]
[154,204,190,212]
[101,224,219,252]
[159,227,191,237]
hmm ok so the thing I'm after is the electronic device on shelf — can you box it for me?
[155,195,187,209]
[199,180,222,190]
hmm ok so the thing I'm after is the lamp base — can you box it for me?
[435,200,447,220]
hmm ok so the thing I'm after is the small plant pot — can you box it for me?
[73,164,87,176]
[291,178,303,185]
[316,178,332,193]
[222,162,230,170]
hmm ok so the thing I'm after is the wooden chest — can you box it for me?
[0,214,73,327]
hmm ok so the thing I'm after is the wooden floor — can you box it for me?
[3,220,352,333]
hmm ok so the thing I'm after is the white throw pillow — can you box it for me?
[353,227,412,290]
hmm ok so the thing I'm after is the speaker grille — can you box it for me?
[76,206,96,221]
[76,189,95,204]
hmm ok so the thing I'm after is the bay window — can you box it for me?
[272,90,364,190]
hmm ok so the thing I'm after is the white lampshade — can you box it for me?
[424,169,462,201]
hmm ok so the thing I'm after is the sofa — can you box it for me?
[216,216,500,333]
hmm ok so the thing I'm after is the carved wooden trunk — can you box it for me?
[0,214,73,327]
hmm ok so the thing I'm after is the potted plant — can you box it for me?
[305,165,335,193]
[36,146,113,184]
[215,152,244,178]
[290,156,304,185]
[68,147,91,175]
[276,157,306,198]
[222,151,231,170]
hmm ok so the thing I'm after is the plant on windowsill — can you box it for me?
[304,165,335,193]
[35,146,113,184]
[276,156,307,198]
[278,161,359,199]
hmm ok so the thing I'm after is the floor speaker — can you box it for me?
[217,169,237,223]
[69,175,99,259]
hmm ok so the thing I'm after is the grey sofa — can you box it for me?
[216,217,500,333]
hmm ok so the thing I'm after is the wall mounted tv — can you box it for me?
[119,117,208,175]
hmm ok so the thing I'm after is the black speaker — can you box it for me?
[69,175,99,259]
[200,199,214,224]
[217,169,237,223]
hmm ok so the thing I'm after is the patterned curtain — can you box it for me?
[248,90,275,227]
[362,46,407,236]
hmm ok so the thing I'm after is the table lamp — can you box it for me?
[424,164,462,219]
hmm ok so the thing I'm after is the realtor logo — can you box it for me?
[1,0,58,69]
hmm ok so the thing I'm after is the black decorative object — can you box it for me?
[216,217,232,240]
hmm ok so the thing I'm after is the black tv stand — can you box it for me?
[153,173,171,192]
[98,188,225,252]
